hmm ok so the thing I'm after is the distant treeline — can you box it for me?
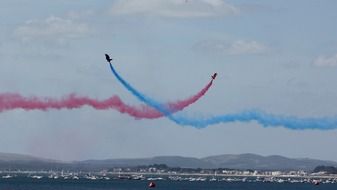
[109,164,254,173]
[313,166,337,174]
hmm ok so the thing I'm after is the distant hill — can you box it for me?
[1,152,337,171]
[76,156,213,169]
[79,153,337,171]
[201,153,337,170]
[0,152,68,170]
[313,166,337,174]
[0,152,55,162]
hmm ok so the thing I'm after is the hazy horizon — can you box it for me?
[2,151,337,163]
[1,0,337,161]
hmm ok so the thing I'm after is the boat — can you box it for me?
[148,181,156,188]
[31,175,43,179]
[2,174,12,179]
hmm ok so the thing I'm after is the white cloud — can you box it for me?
[110,0,239,18]
[313,53,337,67]
[194,39,268,55]
[14,16,90,44]
[228,40,267,55]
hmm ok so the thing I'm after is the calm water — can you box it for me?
[0,178,336,190]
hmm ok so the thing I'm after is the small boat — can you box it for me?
[148,181,156,188]
[313,180,320,185]
[2,174,12,179]
[73,176,79,180]
[31,175,43,179]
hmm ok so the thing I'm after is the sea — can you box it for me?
[0,178,336,190]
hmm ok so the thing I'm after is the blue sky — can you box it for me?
[1,0,337,161]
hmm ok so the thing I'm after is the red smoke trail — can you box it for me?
[0,80,213,119]
[123,80,213,119]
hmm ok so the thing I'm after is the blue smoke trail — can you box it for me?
[108,63,181,123]
[108,63,337,130]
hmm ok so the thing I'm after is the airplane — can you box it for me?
[212,73,217,80]
[105,54,113,63]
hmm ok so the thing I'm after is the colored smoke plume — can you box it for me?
[0,79,212,118]
[108,63,337,130]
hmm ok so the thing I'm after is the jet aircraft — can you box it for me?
[212,73,217,80]
[105,54,113,63]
